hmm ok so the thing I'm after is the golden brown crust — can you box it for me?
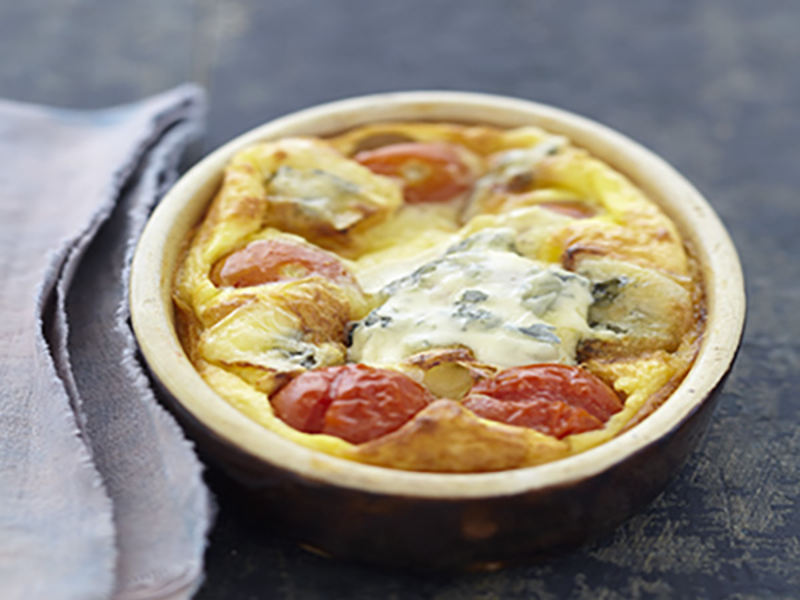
[353,400,569,472]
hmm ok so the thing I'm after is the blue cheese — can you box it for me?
[268,166,370,230]
[348,230,594,368]
[464,137,567,221]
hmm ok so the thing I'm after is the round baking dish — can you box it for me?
[130,91,745,569]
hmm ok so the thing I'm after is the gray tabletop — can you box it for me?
[2,1,798,598]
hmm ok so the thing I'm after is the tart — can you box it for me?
[172,121,704,473]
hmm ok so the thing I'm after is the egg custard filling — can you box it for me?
[173,122,705,472]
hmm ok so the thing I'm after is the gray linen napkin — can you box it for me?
[0,85,212,599]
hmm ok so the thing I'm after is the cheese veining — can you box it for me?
[350,230,594,368]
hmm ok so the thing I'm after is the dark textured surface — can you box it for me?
[2,1,798,597]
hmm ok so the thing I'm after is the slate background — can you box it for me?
[1,1,798,598]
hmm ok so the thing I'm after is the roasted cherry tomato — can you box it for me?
[354,142,474,204]
[212,239,355,288]
[270,364,434,444]
[462,364,623,439]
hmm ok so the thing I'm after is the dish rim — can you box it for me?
[130,90,745,499]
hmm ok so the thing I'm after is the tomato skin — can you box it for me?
[271,364,434,444]
[213,239,355,288]
[354,142,474,204]
[462,364,623,439]
[270,369,336,433]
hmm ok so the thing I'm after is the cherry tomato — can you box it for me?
[354,142,474,204]
[213,239,356,288]
[462,364,622,439]
[270,364,434,444]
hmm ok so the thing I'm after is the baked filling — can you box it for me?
[173,122,705,472]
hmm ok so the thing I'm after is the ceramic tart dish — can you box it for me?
[130,92,745,569]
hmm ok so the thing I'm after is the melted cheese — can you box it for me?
[349,231,594,368]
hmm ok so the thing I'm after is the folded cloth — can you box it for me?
[0,85,212,599]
